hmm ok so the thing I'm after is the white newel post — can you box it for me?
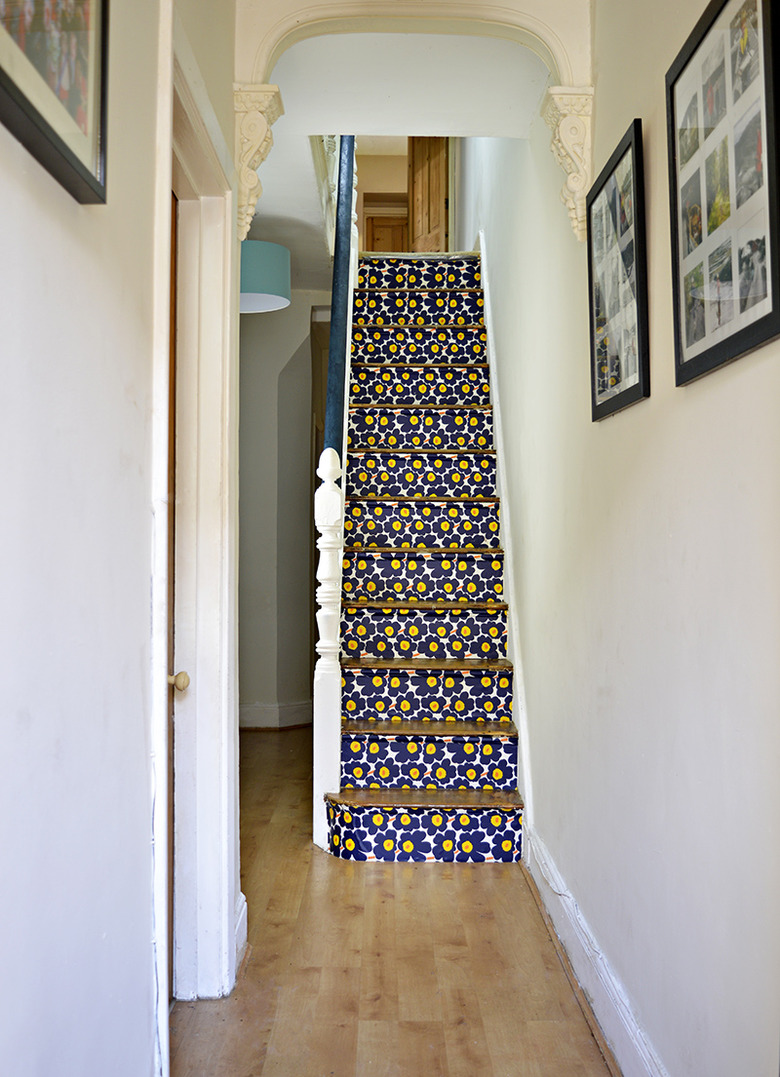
[312,447,345,850]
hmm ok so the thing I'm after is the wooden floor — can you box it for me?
[170,728,618,1077]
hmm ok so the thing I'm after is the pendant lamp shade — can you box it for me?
[240,240,291,313]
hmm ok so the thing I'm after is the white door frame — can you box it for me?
[152,17,243,1068]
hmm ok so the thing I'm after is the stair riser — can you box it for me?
[342,551,504,604]
[346,453,496,499]
[357,258,481,291]
[327,802,522,862]
[348,408,493,452]
[342,668,513,723]
[344,499,500,549]
[342,734,517,791]
[352,326,487,364]
[353,290,484,326]
[341,607,507,661]
[350,367,490,408]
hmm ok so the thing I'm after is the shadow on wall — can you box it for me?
[276,340,314,724]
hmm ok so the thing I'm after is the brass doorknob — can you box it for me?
[168,671,191,691]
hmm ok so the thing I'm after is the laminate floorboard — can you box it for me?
[170,728,618,1077]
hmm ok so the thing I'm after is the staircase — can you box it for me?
[325,252,523,862]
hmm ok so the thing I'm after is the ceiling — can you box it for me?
[248,32,550,290]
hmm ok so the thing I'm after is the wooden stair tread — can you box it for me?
[341,599,508,611]
[355,323,485,330]
[350,363,489,370]
[340,658,513,670]
[354,287,483,294]
[345,495,499,503]
[326,788,523,810]
[343,720,517,737]
[349,403,491,411]
[351,448,495,456]
[344,546,502,555]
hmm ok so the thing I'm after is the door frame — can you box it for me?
[170,39,245,999]
[151,18,244,1070]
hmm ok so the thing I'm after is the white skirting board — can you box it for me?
[526,830,670,1077]
[239,700,313,729]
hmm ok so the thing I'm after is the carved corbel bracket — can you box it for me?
[542,87,594,242]
[234,84,284,240]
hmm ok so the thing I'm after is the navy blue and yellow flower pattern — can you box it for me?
[350,365,490,408]
[328,253,522,862]
[341,667,514,724]
[341,732,517,791]
[352,326,487,365]
[353,289,484,327]
[346,451,496,499]
[348,407,493,451]
[343,498,500,548]
[341,605,507,661]
[327,802,522,863]
[342,550,504,604]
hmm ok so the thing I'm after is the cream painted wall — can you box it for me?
[0,1,238,1073]
[357,153,408,193]
[455,5,780,1072]
[176,0,236,144]
[239,290,330,727]
[0,2,166,1073]
[235,0,591,88]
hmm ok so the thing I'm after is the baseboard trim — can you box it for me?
[526,830,670,1077]
[239,700,313,729]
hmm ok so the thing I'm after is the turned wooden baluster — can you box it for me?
[312,447,345,849]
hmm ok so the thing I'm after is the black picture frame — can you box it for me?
[666,0,779,384]
[0,1,109,203]
[586,119,651,421]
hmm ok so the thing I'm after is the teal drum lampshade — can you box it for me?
[240,240,291,313]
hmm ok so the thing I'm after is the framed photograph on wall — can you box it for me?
[666,0,780,384]
[0,1,109,203]
[586,119,650,421]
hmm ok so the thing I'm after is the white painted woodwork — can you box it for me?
[170,29,244,1010]
[312,448,345,849]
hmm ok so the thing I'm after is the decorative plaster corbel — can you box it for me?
[234,84,284,240]
[542,87,594,242]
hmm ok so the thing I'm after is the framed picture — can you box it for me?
[0,1,109,203]
[586,119,650,421]
[666,0,779,384]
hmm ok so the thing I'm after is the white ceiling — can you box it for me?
[248,32,550,290]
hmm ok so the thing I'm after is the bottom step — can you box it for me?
[325,789,523,862]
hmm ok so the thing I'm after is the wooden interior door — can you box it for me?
[408,137,449,252]
[365,216,409,252]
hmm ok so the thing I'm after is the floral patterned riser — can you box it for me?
[350,366,491,407]
[346,453,496,499]
[357,258,481,291]
[341,607,507,661]
[327,803,522,862]
[353,290,484,326]
[342,733,517,791]
[348,408,493,452]
[342,668,513,723]
[342,550,503,604]
[352,326,487,365]
[344,499,500,548]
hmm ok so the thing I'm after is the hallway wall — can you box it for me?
[454,5,780,1073]
[0,2,237,1074]
[239,290,330,727]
